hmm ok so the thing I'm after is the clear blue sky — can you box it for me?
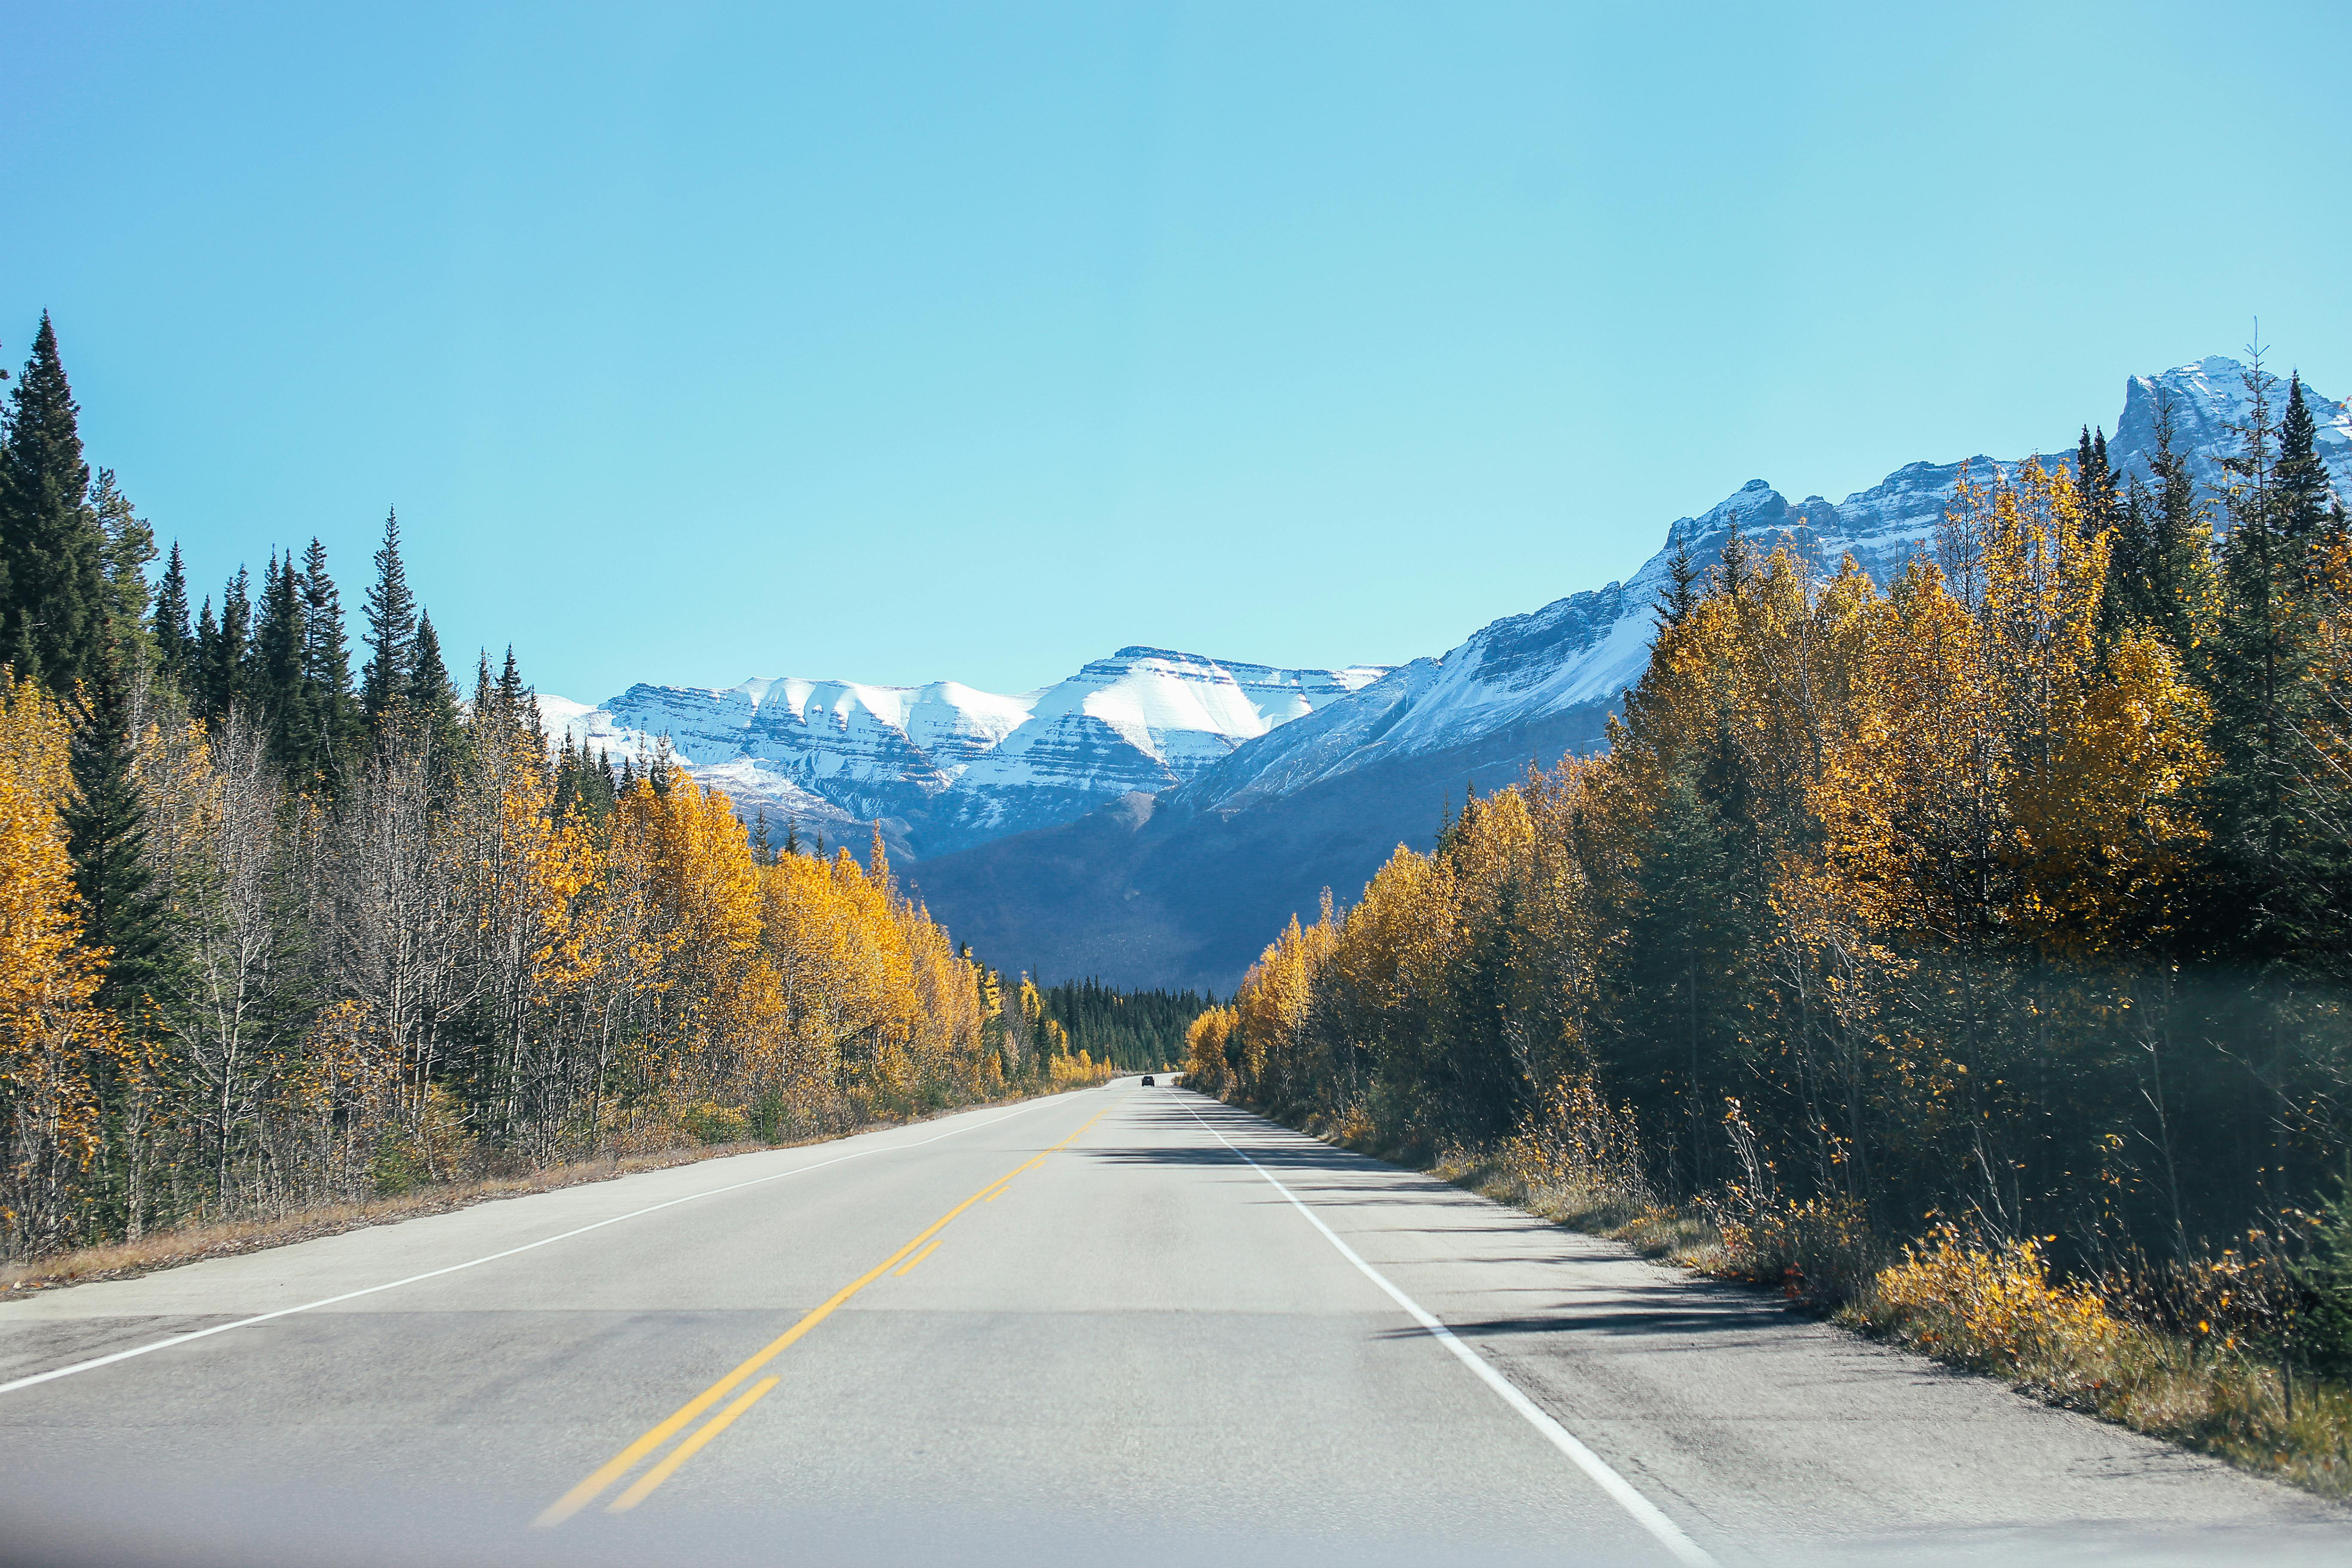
[6,2,2347,702]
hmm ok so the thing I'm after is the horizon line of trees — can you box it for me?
[1190,352,2352,1352]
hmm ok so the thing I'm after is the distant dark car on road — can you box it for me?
[1140,1074,1155,1087]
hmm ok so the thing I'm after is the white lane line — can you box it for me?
[1177,1096,1718,1568]
[0,1093,1089,1398]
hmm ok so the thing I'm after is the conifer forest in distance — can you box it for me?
[0,313,1200,1264]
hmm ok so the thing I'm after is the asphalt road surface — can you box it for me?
[2,1082,2346,1568]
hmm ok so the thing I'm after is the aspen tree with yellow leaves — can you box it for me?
[0,676,133,1254]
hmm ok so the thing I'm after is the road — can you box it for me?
[0,1082,2344,1567]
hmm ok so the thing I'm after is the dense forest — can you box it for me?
[0,314,1120,1262]
[1034,980,1206,1074]
[1190,357,2352,1372]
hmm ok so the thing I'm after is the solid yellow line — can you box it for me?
[606,1376,780,1512]
[535,1099,1112,1526]
[894,1236,946,1276]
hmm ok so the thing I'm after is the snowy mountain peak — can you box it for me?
[542,647,1390,857]
[1173,355,2350,817]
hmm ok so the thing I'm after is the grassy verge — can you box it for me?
[1277,1102,2352,1504]
[0,1082,1101,1297]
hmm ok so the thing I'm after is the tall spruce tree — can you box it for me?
[2081,426,2139,655]
[0,314,107,691]
[2144,398,2215,663]
[1656,532,1702,630]
[192,597,220,712]
[298,537,359,774]
[2203,351,2330,970]
[153,542,193,693]
[2101,395,2217,671]
[407,609,466,770]
[1612,761,1750,1195]
[2277,373,2334,560]
[250,552,312,781]
[64,636,172,1016]
[470,648,498,732]
[1716,518,1754,598]
[198,568,252,724]
[495,645,529,726]
[361,508,417,727]
[88,469,156,666]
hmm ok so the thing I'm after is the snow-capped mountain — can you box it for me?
[1175,356,2352,820]
[910,356,2352,993]
[540,649,1387,856]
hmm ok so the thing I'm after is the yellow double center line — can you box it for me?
[536,1103,1112,1525]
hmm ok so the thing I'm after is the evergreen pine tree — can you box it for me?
[0,314,107,691]
[1656,531,1702,630]
[64,636,172,1015]
[782,817,801,856]
[471,647,496,725]
[192,596,220,715]
[406,609,466,768]
[2077,426,2119,534]
[2276,373,2333,560]
[496,645,527,713]
[553,731,581,816]
[753,810,773,864]
[1716,519,1753,598]
[1612,763,1749,1194]
[361,508,417,727]
[88,469,156,666]
[2144,397,2215,664]
[251,552,312,781]
[2202,349,2329,969]
[2082,426,2137,655]
[594,747,617,810]
[153,542,193,693]
[494,646,536,753]
[298,538,359,773]
[200,568,251,723]
[2101,479,2156,650]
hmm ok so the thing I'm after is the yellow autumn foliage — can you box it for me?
[0,676,131,1254]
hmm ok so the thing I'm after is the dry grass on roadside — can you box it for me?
[0,1139,773,1296]
[1285,1106,2352,1504]
[1846,1227,2352,1501]
[0,1083,1088,1297]
[1431,1146,1725,1269]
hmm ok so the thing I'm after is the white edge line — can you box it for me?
[0,1091,1089,1398]
[1176,1095,1719,1568]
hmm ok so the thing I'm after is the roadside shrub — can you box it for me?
[370,1132,421,1198]
[1865,1227,2127,1405]
[679,1103,750,1147]
[2304,1170,2352,1381]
